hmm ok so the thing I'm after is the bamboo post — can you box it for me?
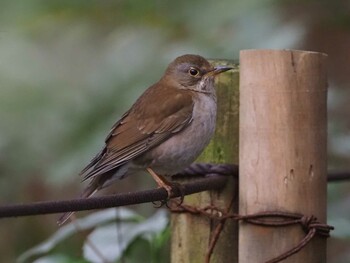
[171,60,239,263]
[239,50,328,262]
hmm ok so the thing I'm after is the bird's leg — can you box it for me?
[147,168,174,197]
[146,168,184,204]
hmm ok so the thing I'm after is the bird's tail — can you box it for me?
[57,165,129,226]
[56,180,100,226]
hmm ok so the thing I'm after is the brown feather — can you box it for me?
[80,83,194,181]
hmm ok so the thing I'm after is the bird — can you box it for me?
[58,54,232,225]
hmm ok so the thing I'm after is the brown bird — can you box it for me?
[58,54,232,225]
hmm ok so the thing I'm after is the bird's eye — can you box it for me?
[189,68,199,76]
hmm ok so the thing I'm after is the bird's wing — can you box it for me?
[80,86,194,181]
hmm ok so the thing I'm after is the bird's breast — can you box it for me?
[145,92,217,175]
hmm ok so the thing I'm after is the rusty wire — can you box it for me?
[0,163,348,218]
[0,163,237,218]
[169,202,334,263]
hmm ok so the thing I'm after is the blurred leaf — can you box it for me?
[17,208,140,263]
[32,254,88,263]
[83,209,168,263]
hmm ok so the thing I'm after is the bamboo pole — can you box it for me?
[239,50,328,262]
[171,60,239,263]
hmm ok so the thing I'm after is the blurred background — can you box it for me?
[0,0,349,262]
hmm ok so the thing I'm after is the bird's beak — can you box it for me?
[205,66,233,77]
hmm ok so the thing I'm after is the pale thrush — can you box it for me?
[58,54,232,224]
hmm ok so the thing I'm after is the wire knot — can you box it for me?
[300,215,316,233]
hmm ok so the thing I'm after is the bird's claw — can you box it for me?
[152,200,168,208]
[152,182,185,208]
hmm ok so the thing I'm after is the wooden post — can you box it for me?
[239,50,328,262]
[171,60,239,263]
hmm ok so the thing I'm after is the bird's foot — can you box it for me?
[151,181,185,208]
[166,181,185,204]
[147,168,186,207]
[152,199,167,208]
